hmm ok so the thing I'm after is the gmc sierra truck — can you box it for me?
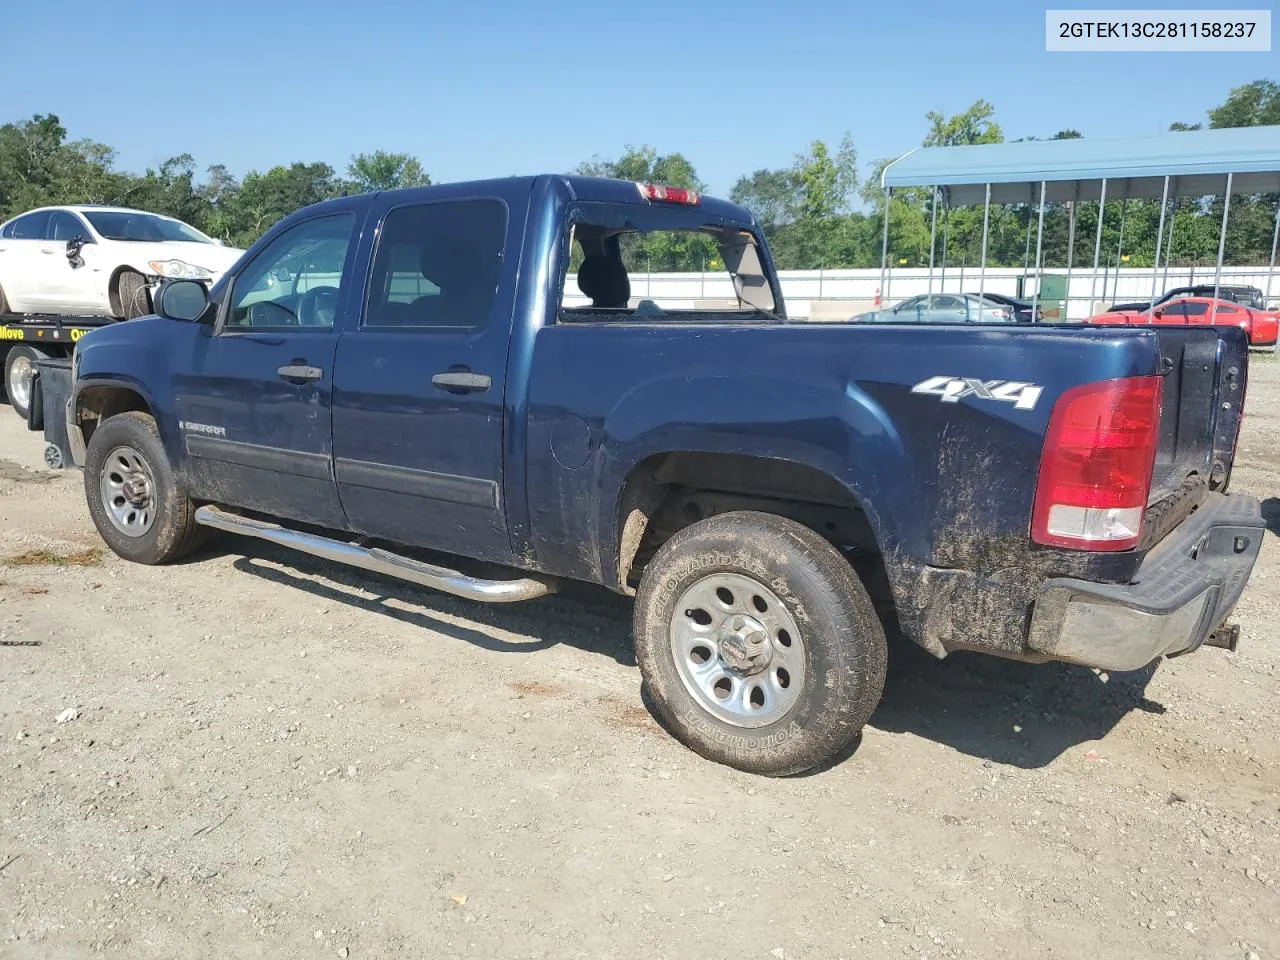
[63,175,1264,775]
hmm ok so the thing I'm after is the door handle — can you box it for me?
[432,370,491,393]
[40,247,56,255]
[277,364,323,381]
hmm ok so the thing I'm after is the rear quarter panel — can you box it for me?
[523,322,1161,602]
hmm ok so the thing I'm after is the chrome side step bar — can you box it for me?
[194,505,556,603]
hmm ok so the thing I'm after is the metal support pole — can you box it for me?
[1022,186,1035,273]
[1213,172,1233,306]
[1266,193,1280,304]
[976,183,992,316]
[1163,180,1178,291]
[1031,180,1046,322]
[879,187,892,308]
[1148,176,1171,324]
[1107,194,1128,304]
[927,186,939,297]
[1065,187,1078,321]
[940,196,950,293]
[1090,179,1109,314]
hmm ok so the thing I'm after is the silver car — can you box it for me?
[852,293,1014,324]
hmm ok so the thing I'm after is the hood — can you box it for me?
[117,241,245,279]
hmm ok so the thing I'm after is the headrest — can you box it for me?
[577,256,630,309]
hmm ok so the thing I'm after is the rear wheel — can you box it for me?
[114,270,151,320]
[84,411,206,564]
[4,344,50,421]
[633,511,887,776]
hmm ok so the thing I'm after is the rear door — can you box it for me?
[0,211,51,309]
[930,294,967,322]
[174,206,363,529]
[331,188,521,563]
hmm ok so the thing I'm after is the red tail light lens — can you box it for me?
[636,182,701,205]
[1032,376,1163,551]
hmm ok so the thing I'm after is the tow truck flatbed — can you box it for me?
[1,312,115,346]
[3,313,120,424]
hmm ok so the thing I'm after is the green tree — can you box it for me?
[923,99,1003,147]
[1208,79,1280,128]
[224,162,339,246]
[346,150,430,193]
[729,135,859,269]
[730,168,800,231]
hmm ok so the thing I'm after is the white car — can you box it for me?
[0,205,244,320]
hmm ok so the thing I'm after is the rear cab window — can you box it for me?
[558,199,778,324]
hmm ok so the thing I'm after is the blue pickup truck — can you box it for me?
[62,175,1264,775]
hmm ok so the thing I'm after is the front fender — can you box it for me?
[72,319,182,458]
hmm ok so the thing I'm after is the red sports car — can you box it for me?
[1089,296,1278,348]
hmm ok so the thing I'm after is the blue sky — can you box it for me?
[2,0,1273,201]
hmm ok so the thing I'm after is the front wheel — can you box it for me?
[83,411,207,564]
[633,511,887,776]
[115,270,151,320]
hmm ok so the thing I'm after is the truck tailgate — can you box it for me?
[1144,327,1248,543]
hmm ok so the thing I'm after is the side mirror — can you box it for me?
[213,237,225,247]
[155,279,210,322]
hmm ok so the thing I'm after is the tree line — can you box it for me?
[1,79,1276,272]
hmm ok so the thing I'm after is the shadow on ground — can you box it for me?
[870,641,1162,768]
[225,535,636,666]
[217,535,1161,771]
[1260,497,1280,535]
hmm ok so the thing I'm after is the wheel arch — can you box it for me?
[74,378,156,450]
[610,450,890,595]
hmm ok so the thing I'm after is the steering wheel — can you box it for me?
[298,286,340,327]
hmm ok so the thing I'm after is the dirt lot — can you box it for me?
[2,362,1279,960]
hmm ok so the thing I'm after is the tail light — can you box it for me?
[636,182,701,205]
[1032,377,1163,551]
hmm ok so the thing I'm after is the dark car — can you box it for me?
[965,291,1042,322]
[62,174,1264,776]
[1111,284,1266,313]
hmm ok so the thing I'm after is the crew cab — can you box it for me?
[63,176,1264,775]
[1089,295,1279,348]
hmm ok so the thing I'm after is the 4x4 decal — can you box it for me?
[911,376,1043,411]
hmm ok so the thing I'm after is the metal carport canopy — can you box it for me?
[881,125,1280,205]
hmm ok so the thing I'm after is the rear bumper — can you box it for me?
[1027,493,1263,671]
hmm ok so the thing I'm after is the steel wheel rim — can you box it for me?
[669,571,806,729]
[8,354,32,410]
[99,445,157,537]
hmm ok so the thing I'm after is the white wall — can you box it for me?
[564,265,1280,320]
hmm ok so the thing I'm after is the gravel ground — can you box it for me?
[1,360,1279,960]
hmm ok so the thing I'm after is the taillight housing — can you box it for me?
[1032,376,1163,551]
[636,182,701,205]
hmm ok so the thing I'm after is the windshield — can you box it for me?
[84,211,212,244]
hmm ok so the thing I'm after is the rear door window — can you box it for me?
[6,211,50,239]
[364,199,508,330]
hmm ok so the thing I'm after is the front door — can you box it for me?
[332,193,517,563]
[174,208,362,529]
[42,210,99,312]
